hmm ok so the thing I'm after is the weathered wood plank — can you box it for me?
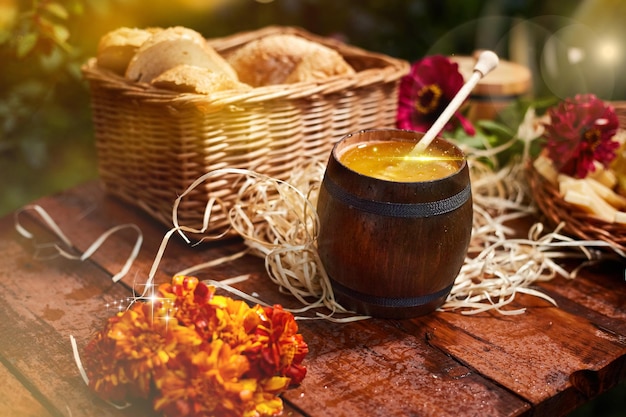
[24,182,534,416]
[27,181,313,311]
[409,293,626,416]
[10,181,626,416]
[1,211,308,417]
[0,215,155,417]
[284,319,530,417]
[537,259,626,335]
[0,361,54,417]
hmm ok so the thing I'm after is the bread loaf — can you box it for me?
[225,34,355,87]
[151,64,251,94]
[97,26,356,95]
[96,27,160,75]
[125,26,238,83]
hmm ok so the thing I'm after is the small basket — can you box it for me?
[613,101,626,128]
[82,25,410,233]
[525,101,626,253]
[525,161,626,253]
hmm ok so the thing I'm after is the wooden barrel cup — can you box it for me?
[316,129,473,318]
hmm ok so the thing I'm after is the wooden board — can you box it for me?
[0,362,54,417]
[1,180,625,416]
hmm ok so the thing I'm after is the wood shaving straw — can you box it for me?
[171,109,624,316]
[172,165,347,315]
[443,110,623,314]
[14,204,142,283]
[446,158,608,315]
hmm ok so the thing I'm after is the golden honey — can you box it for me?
[339,140,463,182]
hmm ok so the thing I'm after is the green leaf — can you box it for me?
[448,126,492,150]
[44,2,69,20]
[16,32,38,58]
[39,46,65,71]
[67,0,85,15]
[38,16,70,43]
[476,119,515,138]
[0,30,11,45]
[51,22,70,43]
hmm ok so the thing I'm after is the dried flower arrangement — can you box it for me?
[531,94,626,219]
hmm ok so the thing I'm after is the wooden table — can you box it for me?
[1,181,625,417]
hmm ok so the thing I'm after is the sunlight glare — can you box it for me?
[596,38,620,64]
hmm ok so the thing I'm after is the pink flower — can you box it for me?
[397,55,475,135]
[543,94,619,178]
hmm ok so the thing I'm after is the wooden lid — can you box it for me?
[450,54,531,97]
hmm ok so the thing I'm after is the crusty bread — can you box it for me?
[151,64,251,94]
[225,34,355,87]
[96,27,160,75]
[125,26,238,83]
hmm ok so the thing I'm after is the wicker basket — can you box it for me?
[82,26,410,233]
[525,101,626,253]
[525,161,626,252]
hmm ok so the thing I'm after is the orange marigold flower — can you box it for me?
[244,305,309,386]
[84,302,202,402]
[159,276,222,341]
[82,330,128,402]
[83,276,308,417]
[211,295,261,350]
[153,339,257,417]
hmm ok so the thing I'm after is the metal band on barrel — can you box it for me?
[329,277,454,308]
[322,176,471,218]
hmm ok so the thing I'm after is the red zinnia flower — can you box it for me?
[543,93,619,178]
[397,55,475,135]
